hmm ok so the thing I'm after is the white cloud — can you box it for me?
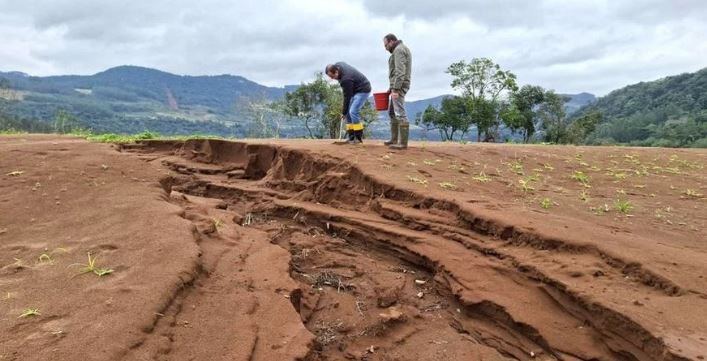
[0,0,705,99]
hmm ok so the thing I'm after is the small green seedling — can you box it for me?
[509,160,524,175]
[438,182,457,190]
[571,171,591,187]
[73,252,113,277]
[518,179,535,193]
[540,198,552,209]
[614,199,634,214]
[472,172,492,183]
[19,308,40,318]
[407,176,428,185]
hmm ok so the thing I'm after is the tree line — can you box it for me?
[415,58,602,144]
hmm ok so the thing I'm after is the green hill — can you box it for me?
[575,67,707,147]
[0,66,292,136]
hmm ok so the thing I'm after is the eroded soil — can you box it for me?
[1,135,705,361]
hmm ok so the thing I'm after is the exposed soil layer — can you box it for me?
[1,136,705,361]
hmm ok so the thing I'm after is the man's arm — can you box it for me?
[392,50,407,92]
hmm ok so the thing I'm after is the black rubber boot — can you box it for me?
[347,130,356,144]
[355,130,363,143]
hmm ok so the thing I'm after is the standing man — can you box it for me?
[325,62,371,144]
[383,33,412,149]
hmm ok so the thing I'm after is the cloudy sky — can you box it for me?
[1,0,706,99]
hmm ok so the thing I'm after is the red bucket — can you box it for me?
[373,92,390,111]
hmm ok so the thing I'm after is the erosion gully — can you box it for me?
[119,139,688,361]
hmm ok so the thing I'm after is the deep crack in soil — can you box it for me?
[116,139,705,361]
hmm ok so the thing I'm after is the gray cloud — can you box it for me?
[0,0,706,100]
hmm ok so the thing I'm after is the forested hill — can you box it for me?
[576,67,707,147]
[0,65,290,111]
[0,66,298,135]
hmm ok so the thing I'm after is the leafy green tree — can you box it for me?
[279,74,332,138]
[538,91,569,144]
[54,109,82,134]
[566,111,602,144]
[416,105,444,139]
[502,85,546,142]
[446,58,518,141]
[416,97,473,141]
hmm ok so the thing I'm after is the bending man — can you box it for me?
[325,62,371,144]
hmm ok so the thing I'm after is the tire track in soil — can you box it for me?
[121,139,698,361]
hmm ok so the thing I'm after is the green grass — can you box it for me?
[540,198,553,209]
[70,130,229,144]
[18,308,40,318]
[509,160,524,175]
[72,252,114,277]
[472,172,492,183]
[407,176,429,185]
[571,170,591,187]
[613,199,634,214]
[438,181,457,190]
[0,129,28,135]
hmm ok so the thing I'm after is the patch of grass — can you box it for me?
[86,131,160,144]
[509,160,524,175]
[472,172,492,183]
[407,176,428,186]
[613,172,629,180]
[540,198,553,209]
[684,189,703,198]
[571,170,591,187]
[613,199,634,214]
[0,129,28,135]
[18,308,40,318]
[72,252,113,277]
[438,181,457,190]
[518,178,535,193]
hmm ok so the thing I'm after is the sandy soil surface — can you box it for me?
[1,135,705,361]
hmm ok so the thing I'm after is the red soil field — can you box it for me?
[1,135,705,361]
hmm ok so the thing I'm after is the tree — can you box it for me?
[566,111,602,144]
[0,77,10,89]
[538,91,570,144]
[278,73,376,139]
[446,58,518,141]
[502,85,546,142]
[415,97,473,141]
[416,105,443,140]
[279,73,333,138]
[54,109,81,134]
[239,96,282,138]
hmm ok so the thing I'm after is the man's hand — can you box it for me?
[391,91,400,100]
